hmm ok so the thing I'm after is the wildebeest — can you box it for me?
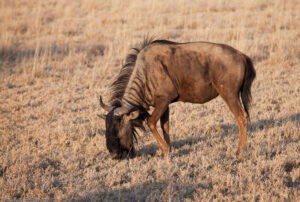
[100,38,256,159]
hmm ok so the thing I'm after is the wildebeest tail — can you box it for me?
[241,56,256,121]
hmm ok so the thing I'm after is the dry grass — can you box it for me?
[0,0,299,201]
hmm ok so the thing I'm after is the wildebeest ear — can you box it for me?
[114,107,129,116]
[125,110,140,120]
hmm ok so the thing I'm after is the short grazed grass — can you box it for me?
[0,0,299,201]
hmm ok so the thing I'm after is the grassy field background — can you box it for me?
[0,0,299,201]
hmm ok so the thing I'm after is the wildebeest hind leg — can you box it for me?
[160,107,171,150]
[220,93,248,157]
[147,99,171,156]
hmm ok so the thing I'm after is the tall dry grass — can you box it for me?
[0,0,299,201]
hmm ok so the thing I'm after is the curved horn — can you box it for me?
[99,96,110,111]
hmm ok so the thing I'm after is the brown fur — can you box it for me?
[101,39,256,159]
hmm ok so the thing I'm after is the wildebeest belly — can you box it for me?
[177,79,219,103]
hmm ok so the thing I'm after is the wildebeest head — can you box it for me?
[100,97,143,159]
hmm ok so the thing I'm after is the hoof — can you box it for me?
[168,145,172,152]
[236,149,247,159]
[157,148,169,157]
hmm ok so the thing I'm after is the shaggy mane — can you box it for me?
[110,38,169,107]
[110,38,148,107]
[109,38,180,107]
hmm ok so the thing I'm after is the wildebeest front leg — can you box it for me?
[147,100,170,156]
[160,107,170,148]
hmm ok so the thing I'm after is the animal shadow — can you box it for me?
[137,113,300,157]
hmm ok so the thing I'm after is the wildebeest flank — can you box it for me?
[100,39,256,159]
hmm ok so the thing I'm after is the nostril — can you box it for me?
[110,149,133,160]
[122,150,129,159]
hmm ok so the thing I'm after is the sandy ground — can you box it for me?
[0,0,299,201]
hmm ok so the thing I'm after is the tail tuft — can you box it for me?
[241,56,256,121]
